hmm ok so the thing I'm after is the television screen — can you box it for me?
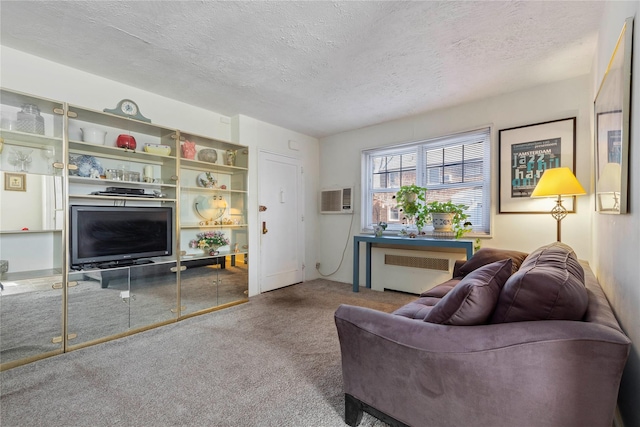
[70,205,173,268]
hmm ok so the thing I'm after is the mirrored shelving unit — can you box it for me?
[0,88,249,370]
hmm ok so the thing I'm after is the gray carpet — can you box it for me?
[0,279,416,427]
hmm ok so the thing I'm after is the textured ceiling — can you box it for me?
[0,1,605,138]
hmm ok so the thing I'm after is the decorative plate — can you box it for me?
[69,155,103,177]
[197,172,217,188]
[194,195,226,221]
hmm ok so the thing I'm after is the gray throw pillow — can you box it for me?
[490,242,588,323]
[458,248,528,276]
[424,259,512,325]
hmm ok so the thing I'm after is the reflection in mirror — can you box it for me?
[597,162,621,212]
[594,16,633,214]
[0,274,63,365]
[0,173,62,231]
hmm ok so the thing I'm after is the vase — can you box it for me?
[225,149,237,166]
[181,141,196,159]
[207,245,220,256]
[431,213,454,232]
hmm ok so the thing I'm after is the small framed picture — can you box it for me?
[4,173,26,192]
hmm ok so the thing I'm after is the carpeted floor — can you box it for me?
[0,279,416,427]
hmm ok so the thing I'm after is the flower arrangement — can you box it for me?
[189,231,230,252]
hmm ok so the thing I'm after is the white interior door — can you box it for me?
[258,151,303,292]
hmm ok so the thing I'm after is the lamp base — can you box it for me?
[552,196,568,242]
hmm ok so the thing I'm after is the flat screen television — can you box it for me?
[70,205,173,268]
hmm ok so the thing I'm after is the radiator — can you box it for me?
[371,247,466,294]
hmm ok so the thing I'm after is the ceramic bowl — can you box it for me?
[197,148,218,163]
[80,128,107,145]
[143,143,171,156]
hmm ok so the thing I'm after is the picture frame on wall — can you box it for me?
[4,173,27,192]
[594,16,633,214]
[498,117,576,213]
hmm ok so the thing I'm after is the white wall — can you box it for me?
[0,47,231,139]
[592,3,639,426]
[0,47,320,296]
[231,114,320,297]
[319,76,593,284]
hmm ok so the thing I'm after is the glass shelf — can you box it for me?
[69,140,176,162]
[0,130,62,149]
[69,176,176,189]
[179,158,247,173]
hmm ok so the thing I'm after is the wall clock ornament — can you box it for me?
[103,99,151,123]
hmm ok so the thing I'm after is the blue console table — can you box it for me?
[352,235,474,292]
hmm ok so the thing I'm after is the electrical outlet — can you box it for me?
[316,262,321,269]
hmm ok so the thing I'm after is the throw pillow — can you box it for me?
[423,259,512,325]
[490,242,588,323]
[420,278,460,298]
[458,248,528,276]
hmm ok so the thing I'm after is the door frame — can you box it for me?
[256,149,305,294]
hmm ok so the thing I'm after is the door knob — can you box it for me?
[259,205,268,212]
[262,221,268,234]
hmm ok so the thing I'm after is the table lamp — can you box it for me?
[531,167,586,242]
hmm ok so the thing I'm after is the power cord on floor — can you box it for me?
[316,211,355,277]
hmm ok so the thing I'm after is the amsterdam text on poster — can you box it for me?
[511,137,561,197]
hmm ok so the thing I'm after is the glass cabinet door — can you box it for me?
[0,88,66,368]
[178,131,248,316]
[67,268,131,346]
[129,261,178,329]
[67,262,179,348]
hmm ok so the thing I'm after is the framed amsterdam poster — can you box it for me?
[498,117,576,213]
[594,16,633,214]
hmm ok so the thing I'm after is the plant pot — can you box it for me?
[405,192,418,203]
[431,212,454,232]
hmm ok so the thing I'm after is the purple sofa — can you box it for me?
[335,242,631,427]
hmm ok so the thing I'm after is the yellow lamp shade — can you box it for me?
[531,167,586,197]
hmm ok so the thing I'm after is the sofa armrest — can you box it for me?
[335,304,630,427]
[452,259,466,278]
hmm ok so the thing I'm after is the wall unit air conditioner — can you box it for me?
[320,187,353,214]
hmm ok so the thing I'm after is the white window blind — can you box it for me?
[362,127,491,235]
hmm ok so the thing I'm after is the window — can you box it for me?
[362,128,491,235]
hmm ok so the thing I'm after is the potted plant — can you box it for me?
[394,185,428,230]
[423,200,472,239]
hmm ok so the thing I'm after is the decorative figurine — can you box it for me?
[181,140,196,159]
